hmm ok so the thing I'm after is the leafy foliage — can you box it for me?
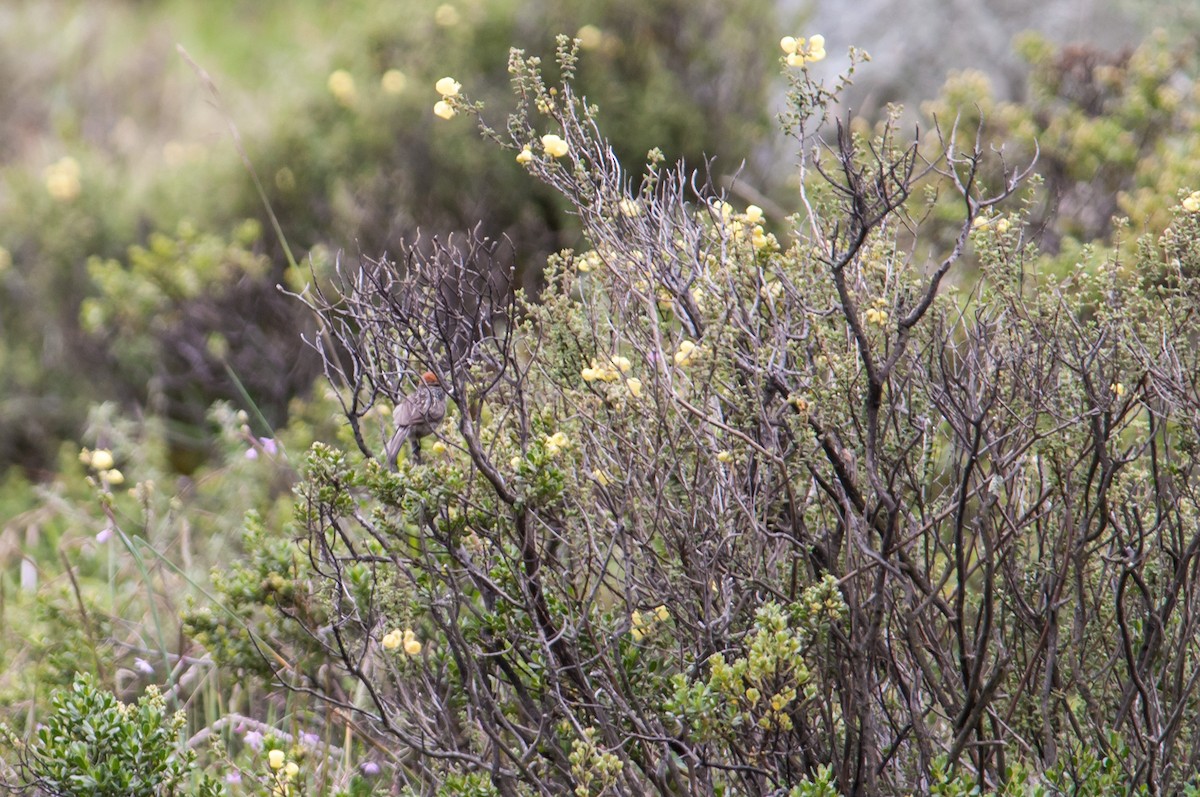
[0,674,220,797]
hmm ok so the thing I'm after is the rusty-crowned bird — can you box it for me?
[384,371,446,468]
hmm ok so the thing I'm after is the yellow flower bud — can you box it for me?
[516,147,534,164]
[381,69,407,94]
[90,449,115,471]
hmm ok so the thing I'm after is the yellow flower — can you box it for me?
[516,147,534,164]
[652,605,669,622]
[630,610,647,640]
[403,629,422,656]
[591,468,611,486]
[541,134,569,158]
[327,70,357,106]
[674,339,699,366]
[435,76,462,97]
[382,630,402,650]
[611,355,632,373]
[269,749,286,770]
[434,4,460,26]
[716,450,733,464]
[430,440,447,454]
[1111,382,1126,397]
[808,34,826,60]
[995,219,1011,234]
[1183,191,1200,213]
[510,455,522,469]
[972,215,989,229]
[89,449,115,471]
[284,761,300,778]
[625,377,643,399]
[576,24,603,50]
[784,34,826,66]
[44,157,81,201]
[101,469,125,486]
[751,226,772,250]
[433,100,456,120]
[381,69,408,94]
[865,308,889,327]
[744,204,764,224]
[544,431,570,457]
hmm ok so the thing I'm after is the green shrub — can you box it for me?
[0,673,221,797]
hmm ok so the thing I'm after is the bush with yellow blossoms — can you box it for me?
[213,29,1200,797]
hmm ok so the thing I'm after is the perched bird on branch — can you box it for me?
[385,371,446,467]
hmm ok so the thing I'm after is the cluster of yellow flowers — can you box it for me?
[865,297,889,328]
[382,627,423,656]
[1183,190,1200,213]
[581,354,632,383]
[541,133,569,158]
[267,749,300,778]
[79,448,125,486]
[515,133,570,164]
[630,604,670,641]
[44,156,81,202]
[674,339,702,367]
[544,431,571,457]
[716,202,777,251]
[972,215,1012,234]
[434,76,461,120]
[780,34,826,66]
[576,250,603,272]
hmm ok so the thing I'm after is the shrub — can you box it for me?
[0,673,220,797]
[184,36,1200,794]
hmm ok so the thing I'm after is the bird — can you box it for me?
[384,371,447,468]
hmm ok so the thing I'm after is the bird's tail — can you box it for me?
[384,426,410,471]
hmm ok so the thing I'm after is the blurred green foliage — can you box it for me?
[0,0,785,477]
